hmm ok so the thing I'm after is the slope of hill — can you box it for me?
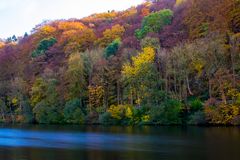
[0,0,239,125]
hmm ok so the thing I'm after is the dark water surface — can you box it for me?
[0,125,239,160]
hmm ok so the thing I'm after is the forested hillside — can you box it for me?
[0,0,239,125]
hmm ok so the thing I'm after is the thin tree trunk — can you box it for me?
[130,87,133,105]
[117,81,120,105]
[219,80,227,104]
[186,76,193,96]
[230,38,236,87]
[0,108,6,121]
[209,79,212,99]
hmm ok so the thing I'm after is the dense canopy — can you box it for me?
[0,0,239,125]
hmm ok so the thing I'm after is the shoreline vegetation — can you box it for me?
[0,0,240,126]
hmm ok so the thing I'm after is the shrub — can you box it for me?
[15,100,33,123]
[107,105,126,120]
[188,111,206,125]
[131,106,149,124]
[189,98,203,112]
[99,112,113,125]
[150,99,182,125]
[102,105,149,125]
[33,100,63,124]
[205,104,240,125]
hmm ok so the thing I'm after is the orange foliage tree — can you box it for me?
[0,42,4,49]
[62,28,96,54]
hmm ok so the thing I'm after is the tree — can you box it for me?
[64,98,85,124]
[104,39,121,59]
[65,52,88,104]
[12,35,17,42]
[141,7,150,17]
[0,42,4,49]
[135,9,173,39]
[24,32,28,38]
[0,99,7,122]
[96,24,125,48]
[30,78,47,107]
[32,37,57,58]
[175,0,186,6]
[6,35,18,43]
[34,25,57,41]
[88,85,104,112]
[90,57,123,109]
[122,47,160,105]
[32,78,63,124]
[9,77,33,123]
[57,21,86,31]
[229,0,240,33]
[62,28,96,54]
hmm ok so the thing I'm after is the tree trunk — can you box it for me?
[186,76,193,96]
[209,79,212,99]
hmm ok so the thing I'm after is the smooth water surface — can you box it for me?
[0,125,239,160]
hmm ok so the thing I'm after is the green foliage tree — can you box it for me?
[32,78,63,124]
[32,37,57,58]
[135,9,173,39]
[30,78,47,107]
[65,52,87,100]
[104,39,121,59]
[188,111,206,125]
[64,98,85,124]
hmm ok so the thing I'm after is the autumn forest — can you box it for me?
[0,0,240,126]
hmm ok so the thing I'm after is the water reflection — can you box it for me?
[0,128,185,152]
[0,126,239,160]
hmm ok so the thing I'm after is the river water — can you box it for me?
[0,125,239,160]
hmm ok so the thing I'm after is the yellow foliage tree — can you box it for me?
[122,47,156,105]
[175,0,186,6]
[123,47,155,77]
[93,11,117,19]
[107,104,133,120]
[36,25,57,38]
[120,7,137,18]
[82,11,117,22]
[108,105,123,120]
[88,85,104,111]
[96,24,125,48]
